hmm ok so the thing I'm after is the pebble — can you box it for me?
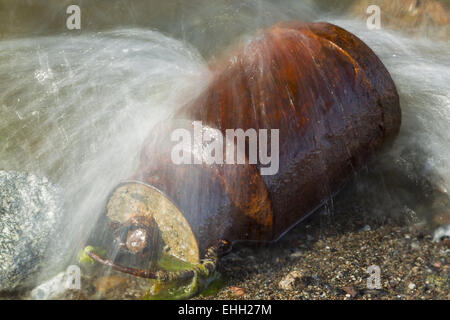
[342,286,358,298]
[411,241,420,250]
[289,251,303,258]
[31,269,78,300]
[432,261,443,269]
[230,286,246,297]
[433,224,450,242]
[278,271,304,290]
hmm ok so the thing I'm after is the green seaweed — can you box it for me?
[144,272,200,300]
[199,272,226,297]
[78,246,106,265]
[143,271,224,300]
[80,246,223,299]
[143,253,214,300]
[157,252,199,271]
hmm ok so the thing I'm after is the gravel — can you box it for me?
[0,170,63,292]
[194,189,450,300]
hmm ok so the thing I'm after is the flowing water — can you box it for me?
[0,0,448,298]
[0,26,211,290]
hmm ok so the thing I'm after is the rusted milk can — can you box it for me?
[87,22,401,279]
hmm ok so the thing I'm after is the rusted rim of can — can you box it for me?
[105,180,200,264]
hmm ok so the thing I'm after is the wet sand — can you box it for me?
[196,192,450,300]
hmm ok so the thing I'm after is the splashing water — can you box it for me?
[325,18,450,220]
[336,19,450,185]
[0,29,210,282]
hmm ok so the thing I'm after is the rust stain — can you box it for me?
[111,21,401,256]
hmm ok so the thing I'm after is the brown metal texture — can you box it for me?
[130,21,401,254]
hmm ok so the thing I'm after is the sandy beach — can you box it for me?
[196,190,450,300]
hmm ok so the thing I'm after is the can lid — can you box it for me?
[106,181,200,264]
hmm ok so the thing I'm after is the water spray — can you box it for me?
[82,21,401,297]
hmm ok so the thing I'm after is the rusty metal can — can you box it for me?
[103,21,401,268]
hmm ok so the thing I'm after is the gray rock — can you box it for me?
[0,171,63,291]
[433,223,450,242]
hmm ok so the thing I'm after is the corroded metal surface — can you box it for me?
[107,182,200,263]
[109,22,401,260]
